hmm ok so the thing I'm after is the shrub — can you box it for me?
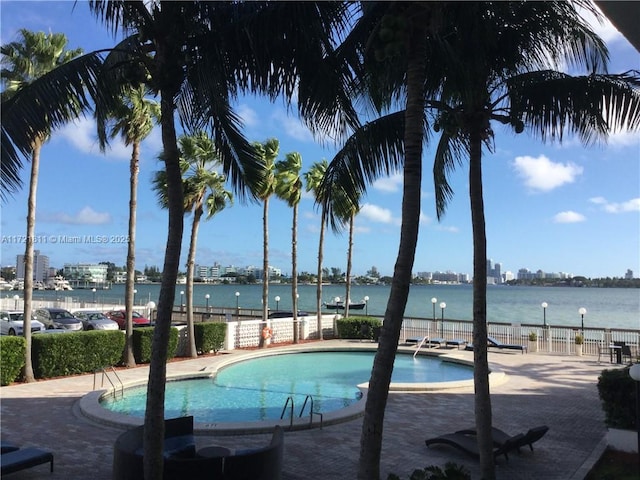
[575,334,584,345]
[0,336,26,385]
[597,367,636,429]
[528,331,538,341]
[387,462,471,480]
[132,327,179,364]
[194,322,226,354]
[32,331,125,378]
[336,316,382,340]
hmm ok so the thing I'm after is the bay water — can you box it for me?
[23,283,639,330]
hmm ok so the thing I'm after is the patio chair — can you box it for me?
[487,336,527,354]
[621,345,633,364]
[425,432,524,462]
[456,425,549,453]
[0,447,54,475]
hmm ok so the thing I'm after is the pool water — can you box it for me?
[101,351,473,423]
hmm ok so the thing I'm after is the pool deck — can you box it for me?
[0,339,615,479]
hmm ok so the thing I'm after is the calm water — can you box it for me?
[101,351,473,423]
[16,283,640,330]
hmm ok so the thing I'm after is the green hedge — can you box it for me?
[597,367,636,429]
[336,316,382,340]
[0,336,26,385]
[32,331,126,378]
[132,327,179,364]
[194,322,226,354]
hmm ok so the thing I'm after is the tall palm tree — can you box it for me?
[3,3,359,476]
[178,132,232,358]
[97,85,160,367]
[304,159,330,340]
[1,29,82,383]
[325,3,640,478]
[252,138,280,338]
[275,151,303,343]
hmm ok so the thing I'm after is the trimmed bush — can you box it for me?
[0,336,26,385]
[132,327,179,364]
[336,316,382,340]
[597,366,636,429]
[32,331,126,378]
[194,322,226,354]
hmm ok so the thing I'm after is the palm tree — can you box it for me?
[97,85,160,367]
[3,3,359,476]
[304,159,330,340]
[275,152,303,343]
[1,29,82,383]
[251,138,280,340]
[178,132,232,357]
[325,3,640,478]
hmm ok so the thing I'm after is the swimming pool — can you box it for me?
[100,351,474,426]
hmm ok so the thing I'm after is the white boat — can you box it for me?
[0,279,13,291]
[46,276,73,291]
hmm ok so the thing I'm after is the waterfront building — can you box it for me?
[63,263,109,289]
[16,250,49,282]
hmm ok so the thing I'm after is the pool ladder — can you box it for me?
[280,395,323,430]
[93,366,124,398]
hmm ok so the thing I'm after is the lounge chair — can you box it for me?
[455,425,549,453]
[445,339,468,349]
[487,336,527,354]
[0,447,54,475]
[1,441,19,454]
[425,432,524,461]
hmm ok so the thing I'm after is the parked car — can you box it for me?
[34,308,83,331]
[0,310,45,335]
[104,310,151,329]
[71,310,119,331]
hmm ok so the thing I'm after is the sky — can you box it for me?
[1,1,639,280]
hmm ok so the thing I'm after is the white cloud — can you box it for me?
[373,172,403,193]
[236,104,259,127]
[359,203,399,225]
[420,211,432,225]
[435,225,459,233]
[553,211,586,223]
[41,206,112,225]
[512,155,583,192]
[590,196,640,213]
[271,110,315,142]
[54,117,131,160]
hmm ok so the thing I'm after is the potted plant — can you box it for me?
[575,334,584,356]
[528,331,538,353]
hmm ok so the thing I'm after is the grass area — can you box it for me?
[585,449,638,480]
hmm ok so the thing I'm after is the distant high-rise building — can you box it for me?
[16,250,49,282]
[625,269,634,279]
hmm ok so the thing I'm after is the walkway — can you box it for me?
[0,340,613,479]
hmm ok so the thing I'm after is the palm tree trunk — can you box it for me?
[261,197,269,347]
[22,139,42,383]
[344,213,354,318]
[186,202,203,358]
[316,207,326,340]
[358,23,427,480]
[292,203,299,343]
[124,142,140,367]
[143,93,183,480]
[469,130,494,479]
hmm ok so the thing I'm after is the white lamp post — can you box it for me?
[431,297,437,322]
[133,289,137,307]
[541,302,548,328]
[146,301,156,323]
[13,294,19,310]
[92,288,97,303]
[439,302,446,337]
[578,307,587,335]
[205,294,210,311]
[629,363,640,470]
[235,291,240,316]
[274,295,280,311]
[364,296,369,316]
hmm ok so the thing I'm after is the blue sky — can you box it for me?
[1,1,639,279]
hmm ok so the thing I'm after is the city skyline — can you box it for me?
[1,2,639,280]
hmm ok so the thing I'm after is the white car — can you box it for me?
[0,310,45,336]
